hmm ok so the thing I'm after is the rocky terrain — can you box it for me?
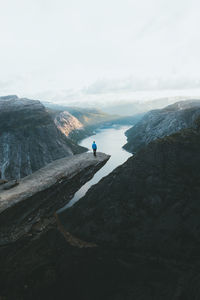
[60,118,200,259]
[56,117,200,299]
[0,152,109,244]
[0,152,110,299]
[2,97,200,299]
[0,95,86,180]
[124,100,200,153]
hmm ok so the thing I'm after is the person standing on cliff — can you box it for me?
[92,141,97,156]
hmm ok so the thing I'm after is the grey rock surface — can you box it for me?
[0,152,109,213]
[0,152,110,244]
[54,111,83,136]
[0,95,85,180]
[124,100,200,153]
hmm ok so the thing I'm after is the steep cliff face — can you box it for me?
[54,111,83,136]
[0,152,110,245]
[0,95,85,180]
[61,119,200,261]
[52,110,93,142]
[124,100,200,153]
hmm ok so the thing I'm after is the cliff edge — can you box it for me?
[0,152,110,245]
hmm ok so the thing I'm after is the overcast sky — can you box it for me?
[0,0,200,105]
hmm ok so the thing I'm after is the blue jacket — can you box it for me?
[92,142,97,150]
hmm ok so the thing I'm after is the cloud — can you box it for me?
[0,0,200,100]
[0,80,15,89]
[82,76,200,95]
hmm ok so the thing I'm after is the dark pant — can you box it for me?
[93,149,96,156]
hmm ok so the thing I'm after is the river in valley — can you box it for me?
[59,125,132,211]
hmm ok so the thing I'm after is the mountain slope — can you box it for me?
[0,95,85,180]
[43,102,117,125]
[60,117,200,260]
[124,100,200,153]
[54,111,83,136]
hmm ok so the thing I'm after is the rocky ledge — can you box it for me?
[0,152,110,245]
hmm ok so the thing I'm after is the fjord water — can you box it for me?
[59,125,132,210]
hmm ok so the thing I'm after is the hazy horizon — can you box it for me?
[0,0,200,107]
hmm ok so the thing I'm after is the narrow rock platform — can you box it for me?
[0,152,110,244]
[0,152,109,213]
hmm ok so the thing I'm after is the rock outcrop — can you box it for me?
[0,95,86,180]
[0,152,109,245]
[124,100,200,153]
[52,110,93,142]
[54,111,83,136]
[0,152,112,300]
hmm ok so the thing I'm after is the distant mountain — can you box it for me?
[102,96,190,115]
[54,111,83,136]
[0,95,85,180]
[43,102,115,125]
[44,101,143,142]
[124,100,200,153]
